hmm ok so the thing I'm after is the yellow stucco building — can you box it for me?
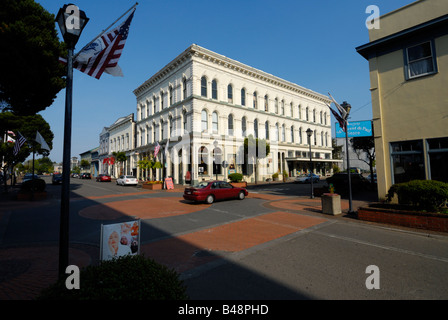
[357,0,448,200]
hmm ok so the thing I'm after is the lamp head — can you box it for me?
[56,4,89,47]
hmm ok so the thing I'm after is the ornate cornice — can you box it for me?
[133,44,331,104]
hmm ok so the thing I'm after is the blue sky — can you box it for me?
[35,0,415,163]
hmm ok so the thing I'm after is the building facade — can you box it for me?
[98,114,136,178]
[133,44,336,185]
[357,0,448,200]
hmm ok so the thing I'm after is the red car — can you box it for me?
[96,174,111,182]
[183,180,248,204]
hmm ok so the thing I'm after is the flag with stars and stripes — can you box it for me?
[13,132,26,156]
[73,9,136,79]
[154,142,160,158]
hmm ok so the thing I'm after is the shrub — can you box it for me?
[21,178,46,192]
[387,180,448,213]
[272,172,279,179]
[37,254,189,300]
[228,173,243,183]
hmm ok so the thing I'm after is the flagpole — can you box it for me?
[73,2,138,60]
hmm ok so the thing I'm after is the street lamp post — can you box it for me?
[341,101,354,215]
[56,4,89,277]
[306,128,314,199]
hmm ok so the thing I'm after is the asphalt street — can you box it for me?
[1,176,447,300]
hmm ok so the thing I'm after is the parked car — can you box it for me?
[23,173,39,182]
[294,173,320,184]
[325,173,369,194]
[96,174,111,182]
[52,174,63,185]
[367,173,377,183]
[183,180,248,204]
[80,173,91,179]
[116,175,138,186]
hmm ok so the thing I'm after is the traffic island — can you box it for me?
[321,193,342,215]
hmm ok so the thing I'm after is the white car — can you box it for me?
[294,173,320,184]
[116,175,138,186]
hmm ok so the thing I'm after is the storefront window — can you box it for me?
[427,137,448,182]
[390,140,425,184]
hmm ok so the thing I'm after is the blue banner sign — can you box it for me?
[335,120,372,138]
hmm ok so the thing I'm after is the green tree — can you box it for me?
[351,136,376,184]
[80,159,90,171]
[0,0,66,115]
[243,135,270,184]
[112,151,127,176]
[0,112,53,192]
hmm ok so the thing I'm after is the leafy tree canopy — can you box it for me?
[0,112,54,168]
[0,0,66,115]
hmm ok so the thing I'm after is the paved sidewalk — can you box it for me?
[0,180,373,300]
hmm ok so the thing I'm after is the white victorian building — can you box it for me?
[99,113,136,178]
[133,44,336,185]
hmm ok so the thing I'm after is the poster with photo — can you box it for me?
[100,220,140,261]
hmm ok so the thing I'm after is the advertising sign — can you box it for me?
[165,177,174,190]
[100,220,140,261]
[335,120,373,138]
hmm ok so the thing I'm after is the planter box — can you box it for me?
[17,191,47,201]
[358,204,448,233]
[230,182,247,188]
[142,183,162,190]
[321,193,342,215]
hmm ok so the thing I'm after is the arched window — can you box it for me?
[199,146,208,175]
[306,107,309,121]
[321,131,324,146]
[213,148,222,175]
[253,91,258,109]
[241,88,246,106]
[320,111,323,124]
[169,86,173,106]
[228,114,234,136]
[242,117,247,137]
[324,112,327,125]
[160,91,165,110]
[169,116,174,137]
[212,111,218,133]
[227,84,233,103]
[183,78,187,100]
[290,102,293,117]
[275,98,279,114]
[291,126,295,143]
[281,100,285,115]
[264,95,269,112]
[182,110,187,133]
[282,124,286,141]
[201,110,208,132]
[299,127,303,144]
[298,104,302,120]
[201,77,207,97]
[313,109,316,122]
[254,119,259,138]
[212,80,218,99]
[265,121,270,140]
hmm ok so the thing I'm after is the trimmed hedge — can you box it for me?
[387,180,448,213]
[228,173,243,183]
[37,254,189,300]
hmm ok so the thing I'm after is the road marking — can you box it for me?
[315,231,448,263]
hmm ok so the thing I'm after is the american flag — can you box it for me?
[13,132,26,156]
[327,104,347,133]
[154,142,160,158]
[73,9,135,79]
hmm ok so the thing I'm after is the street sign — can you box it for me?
[335,120,373,138]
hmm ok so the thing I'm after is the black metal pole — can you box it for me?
[309,136,314,199]
[59,45,74,277]
[345,124,354,214]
